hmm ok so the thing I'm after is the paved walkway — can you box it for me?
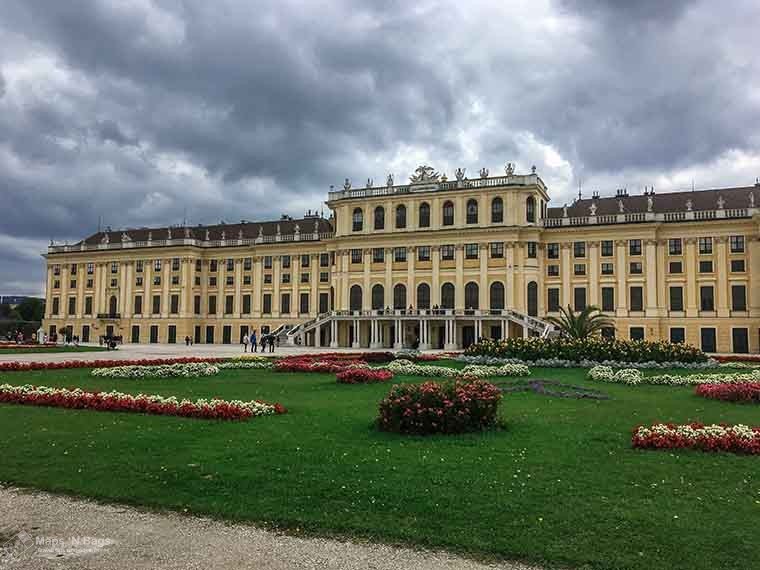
[0,486,540,570]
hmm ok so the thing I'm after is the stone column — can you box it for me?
[615,240,628,317]
[505,242,515,309]
[685,238,698,317]
[479,244,488,310]
[253,256,262,316]
[330,319,338,347]
[749,236,760,318]
[589,241,599,307]
[431,246,441,306]
[310,254,319,317]
[363,249,371,310]
[273,255,281,318]
[716,236,729,317]
[234,258,242,316]
[407,247,415,308]
[560,243,571,309]
[645,239,660,317]
[122,262,132,319]
[160,259,170,318]
[455,245,464,309]
[352,319,360,348]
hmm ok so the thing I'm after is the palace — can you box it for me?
[43,164,760,353]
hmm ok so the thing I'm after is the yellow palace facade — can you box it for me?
[43,165,760,353]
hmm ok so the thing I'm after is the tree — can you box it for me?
[546,305,614,340]
[0,303,12,319]
[15,298,45,322]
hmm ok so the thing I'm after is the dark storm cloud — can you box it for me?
[0,0,759,295]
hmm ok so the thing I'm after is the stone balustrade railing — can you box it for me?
[543,207,755,228]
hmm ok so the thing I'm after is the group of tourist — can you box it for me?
[241,330,277,353]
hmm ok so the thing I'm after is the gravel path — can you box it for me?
[0,486,542,570]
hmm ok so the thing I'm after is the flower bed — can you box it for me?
[0,383,285,420]
[275,355,368,373]
[632,423,760,454]
[713,354,760,364]
[465,337,708,364]
[589,366,760,386]
[336,368,394,384]
[457,354,718,370]
[377,379,502,435]
[91,362,220,379]
[0,343,59,350]
[695,383,760,403]
[218,356,274,370]
[385,359,530,379]
[0,357,225,373]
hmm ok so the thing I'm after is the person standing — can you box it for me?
[260,333,267,353]
[251,329,257,353]
[269,334,275,353]
[242,333,249,353]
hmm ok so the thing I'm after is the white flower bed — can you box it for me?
[218,360,274,370]
[91,362,220,379]
[458,355,719,370]
[588,365,760,386]
[384,359,529,378]
[460,363,531,378]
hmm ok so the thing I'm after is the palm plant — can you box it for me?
[546,305,614,340]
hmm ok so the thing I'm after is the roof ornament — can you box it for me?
[205,229,210,241]
[220,230,226,240]
[184,226,191,238]
[167,227,172,240]
[366,178,373,188]
[121,232,132,242]
[589,202,597,216]
[314,218,320,233]
[454,168,466,182]
[505,162,515,176]
[750,192,756,208]
[101,233,110,244]
[647,195,653,212]
[343,178,351,191]
[238,229,244,240]
[686,198,693,211]
[147,231,152,242]
[409,165,440,183]
[479,167,489,178]
[258,226,263,238]
[294,224,300,239]
[276,224,281,237]
[440,172,447,182]
[618,199,625,213]
[386,173,394,188]
[562,204,568,218]
[531,165,537,175]
[717,195,725,210]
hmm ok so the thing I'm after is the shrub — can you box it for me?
[336,368,394,384]
[377,379,502,435]
[632,423,760,454]
[695,383,760,403]
[466,337,708,364]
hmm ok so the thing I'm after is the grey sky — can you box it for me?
[1,0,759,295]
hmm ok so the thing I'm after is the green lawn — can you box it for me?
[0,345,108,354]
[0,364,757,570]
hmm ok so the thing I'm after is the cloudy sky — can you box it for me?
[2,0,760,296]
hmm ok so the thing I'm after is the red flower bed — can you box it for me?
[713,354,760,363]
[632,423,760,454]
[275,356,366,373]
[0,343,59,350]
[377,379,502,435]
[696,382,760,403]
[0,356,225,373]
[336,368,394,384]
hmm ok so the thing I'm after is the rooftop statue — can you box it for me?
[454,167,466,182]
[386,173,394,188]
[409,165,440,183]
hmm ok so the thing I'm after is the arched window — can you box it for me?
[395,205,407,229]
[371,284,384,310]
[491,197,503,223]
[526,196,536,223]
[374,206,385,230]
[489,282,505,311]
[465,282,479,310]
[416,283,431,310]
[352,208,363,232]
[349,284,362,312]
[441,283,455,309]
[442,201,454,226]
[527,281,538,316]
[393,284,407,309]
[466,199,478,224]
[418,202,430,228]
[109,295,118,315]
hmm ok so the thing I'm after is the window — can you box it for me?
[395,205,407,229]
[210,259,218,272]
[442,201,454,226]
[111,262,118,274]
[731,259,745,272]
[602,287,615,312]
[547,288,560,312]
[152,295,161,314]
[281,273,291,284]
[208,276,216,287]
[153,276,161,286]
[393,284,407,309]
[193,295,200,315]
[53,264,60,276]
[732,285,747,311]
[441,283,455,309]
[349,285,362,311]
[172,257,180,271]
[630,327,645,341]
[300,272,310,284]
[67,297,76,315]
[301,254,310,267]
[464,282,479,310]
[87,262,95,274]
[53,280,60,289]
[629,262,643,274]
[527,242,537,259]
[527,281,538,316]
[601,327,615,339]
[84,296,93,315]
[243,275,251,285]
[264,274,272,284]
[489,282,505,310]
[86,278,94,288]
[320,272,329,282]
[299,293,309,314]
[668,239,682,255]
[629,287,643,311]
[547,264,559,277]
[371,285,384,310]
[669,261,683,273]
[70,280,76,289]
[419,202,430,227]
[244,257,252,271]
[154,259,162,272]
[601,240,613,257]
[547,243,559,259]
[573,242,586,258]
[70,263,77,274]
[670,328,685,344]
[352,208,363,231]
[351,249,362,264]
[491,197,503,223]
[173,275,180,285]
[574,287,587,311]
[490,242,504,259]
[733,328,749,354]
[224,295,233,314]
[320,253,329,267]
[374,206,385,230]
[417,246,431,262]
[51,297,59,315]
[264,256,272,269]
[225,258,234,271]
[466,199,478,224]
[699,260,713,273]
[281,255,291,269]
[281,293,290,314]
[465,244,478,260]
[319,293,329,313]
[241,294,251,313]
[417,283,431,310]
[701,328,716,352]
[526,196,536,223]
[441,245,455,261]
[699,237,712,254]
[629,239,642,256]
[669,286,684,311]
[262,294,272,314]
[700,286,715,311]
[730,235,745,253]
[195,259,201,272]
[393,247,407,262]
[601,262,614,275]
[574,263,586,276]
[208,295,217,315]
